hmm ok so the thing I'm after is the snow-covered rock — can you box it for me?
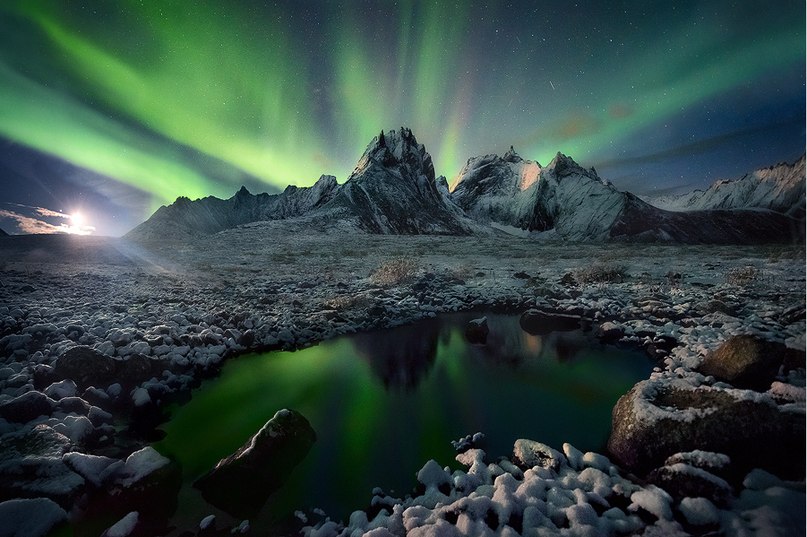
[104,446,171,488]
[63,452,120,487]
[0,497,67,537]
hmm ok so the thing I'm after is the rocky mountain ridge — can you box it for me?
[643,156,805,218]
[126,128,804,244]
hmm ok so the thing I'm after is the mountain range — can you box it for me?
[641,155,805,219]
[127,128,805,244]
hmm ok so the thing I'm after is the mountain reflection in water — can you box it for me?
[354,314,589,389]
[157,312,652,531]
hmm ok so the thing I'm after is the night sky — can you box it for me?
[0,1,804,236]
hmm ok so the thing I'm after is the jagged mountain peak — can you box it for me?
[544,152,601,182]
[352,127,435,183]
[234,185,252,198]
[503,146,522,163]
[321,128,474,234]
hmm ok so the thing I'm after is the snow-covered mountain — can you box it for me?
[127,128,474,239]
[126,175,338,240]
[451,150,624,240]
[127,128,802,244]
[451,149,802,243]
[318,128,474,234]
[644,156,805,218]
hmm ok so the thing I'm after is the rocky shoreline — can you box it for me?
[0,231,804,536]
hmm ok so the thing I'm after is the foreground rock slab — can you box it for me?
[194,408,316,518]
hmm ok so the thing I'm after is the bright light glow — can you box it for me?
[63,210,95,235]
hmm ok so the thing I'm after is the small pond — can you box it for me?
[155,312,652,531]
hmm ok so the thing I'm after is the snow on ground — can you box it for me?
[0,228,804,535]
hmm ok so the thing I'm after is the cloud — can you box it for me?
[34,207,70,218]
[0,209,62,234]
[0,207,94,235]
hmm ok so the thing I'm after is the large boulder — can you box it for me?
[194,409,316,518]
[0,391,56,423]
[464,317,489,344]
[54,346,117,389]
[697,335,798,390]
[114,354,172,389]
[607,379,805,481]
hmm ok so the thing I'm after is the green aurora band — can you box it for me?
[0,1,803,212]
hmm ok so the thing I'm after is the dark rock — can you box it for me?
[82,386,112,409]
[697,336,786,390]
[194,409,316,518]
[519,309,580,335]
[238,329,256,347]
[115,354,154,387]
[595,322,624,342]
[0,391,56,423]
[54,346,117,389]
[513,271,531,279]
[85,447,182,535]
[607,380,805,481]
[559,272,576,286]
[464,317,489,344]
[32,364,58,390]
[56,396,92,416]
[701,300,738,317]
[648,463,732,507]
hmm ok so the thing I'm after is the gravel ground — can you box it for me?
[0,227,803,536]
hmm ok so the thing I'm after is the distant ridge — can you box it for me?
[126,128,804,244]
[126,175,338,240]
[643,156,805,219]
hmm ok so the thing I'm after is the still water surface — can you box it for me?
[156,312,651,528]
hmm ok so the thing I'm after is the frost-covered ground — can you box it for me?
[0,225,804,536]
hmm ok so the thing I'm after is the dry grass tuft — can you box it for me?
[572,263,626,284]
[370,257,420,286]
[725,266,762,287]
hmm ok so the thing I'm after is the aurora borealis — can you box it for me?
[0,1,804,236]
